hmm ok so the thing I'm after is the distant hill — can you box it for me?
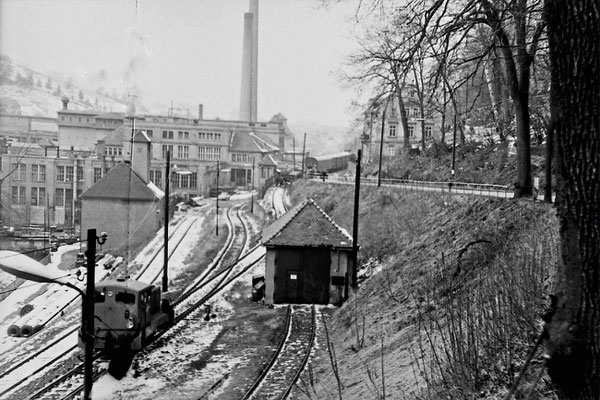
[0,55,136,118]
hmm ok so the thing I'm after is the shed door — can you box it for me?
[302,248,330,304]
[286,271,300,302]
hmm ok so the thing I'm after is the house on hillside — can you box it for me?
[260,198,355,305]
[80,132,163,257]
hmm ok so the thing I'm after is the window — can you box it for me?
[409,126,415,138]
[66,166,74,182]
[232,153,254,163]
[94,290,106,303]
[12,163,26,181]
[11,186,25,204]
[425,126,432,138]
[31,164,46,182]
[178,131,189,140]
[162,145,174,159]
[77,166,83,181]
[214,133,221,141]
[55,188,73,207]
[198,132,206,140]
[116,292,135,304]
[105,147,122,156]
[31,187,45,206]
[389,124,397,138]
[150,170,163,187]
[146,129,153,138]
[94,167,103,183]
[178,145,190,159]
[162,130,174,139]
[198,146,221,160]
[174,172,196,189]
[387,147,396,157]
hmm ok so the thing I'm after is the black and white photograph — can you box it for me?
[0,0,597,399]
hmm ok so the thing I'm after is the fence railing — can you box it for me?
[310,175,515,199]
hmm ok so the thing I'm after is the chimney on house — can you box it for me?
[131,131,152,182]
[198,104,204,120]
[61,96,69,110]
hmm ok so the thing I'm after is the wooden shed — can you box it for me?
[260,198,354,305]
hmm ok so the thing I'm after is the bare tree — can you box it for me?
[400,0,546,196]
[345,12,416,151]
[544,0,600,398]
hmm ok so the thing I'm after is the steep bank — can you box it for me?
[288,180,558,399]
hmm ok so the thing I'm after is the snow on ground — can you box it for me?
[0,243,80,353]
[0,198,270,398]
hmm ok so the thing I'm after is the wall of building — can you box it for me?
[81,197,161,257]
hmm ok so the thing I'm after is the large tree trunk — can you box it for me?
[545,0,600,398]
[395,85,411,151]
[513,92,533,197]
[544,116,554,202]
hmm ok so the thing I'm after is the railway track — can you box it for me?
[33,204,258,400]
[242,305,316,400]
[0,215,202,399]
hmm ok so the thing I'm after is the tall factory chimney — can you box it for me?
[239,0,258,122]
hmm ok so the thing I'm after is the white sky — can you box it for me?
[0,0,362,127]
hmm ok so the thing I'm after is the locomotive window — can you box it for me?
[115,292,136,305]
[94,290,106,303]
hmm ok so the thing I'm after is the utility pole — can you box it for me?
[301,132,306,177]
[216,160,219,236]
[83,229,96,400]
[378,103,387,187]
[163,151,170,292]
[351,149,361,291]
[450,114,457,191]
[250,157,255,213]
[293,136,296,170]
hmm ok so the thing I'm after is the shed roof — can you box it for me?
[81,163,164,201]
[261,198,353,249]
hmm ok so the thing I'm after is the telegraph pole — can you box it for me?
[301,132,306,176]
[450,114,457,191]
[216,161,219,236]
[250,157,255,213]
[378,106,387,187]
[83,229,97,400]
[351,149,361,290]
[163,150,170,292]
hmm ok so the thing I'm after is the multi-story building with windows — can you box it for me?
[0,99,293,229]
[361,86,440,162]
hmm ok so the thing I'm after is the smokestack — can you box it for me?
[61,96,69,110]
[239,0,258,122]
[198,104,204,120]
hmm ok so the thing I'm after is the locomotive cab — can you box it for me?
[79,278,173,355]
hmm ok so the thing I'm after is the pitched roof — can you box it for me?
[230,131,279,153]
[101,126,125,146]
[81,163,164,201]
[261,198,353,248]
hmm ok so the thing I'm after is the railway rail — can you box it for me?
[241,305,316,400]
[0,215,202,399]
[33,204,259,400]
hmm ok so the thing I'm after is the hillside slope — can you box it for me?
[288,181,558,399]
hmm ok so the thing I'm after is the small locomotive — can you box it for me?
[81,277,174,355]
